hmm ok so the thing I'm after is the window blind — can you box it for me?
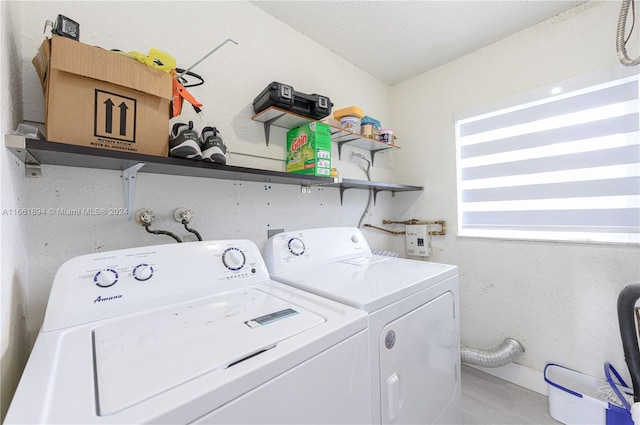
[455,74,639,244]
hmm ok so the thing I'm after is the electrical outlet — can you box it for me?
[301,185,311,194]
[268,228,284,238]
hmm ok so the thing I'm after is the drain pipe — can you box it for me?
[461,338,525,368]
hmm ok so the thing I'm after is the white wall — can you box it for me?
[0,1,30,421]
[15,1,403,351]
[390,0,640,391]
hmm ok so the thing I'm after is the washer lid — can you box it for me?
[93,288,324,416]
[271,257,457,312]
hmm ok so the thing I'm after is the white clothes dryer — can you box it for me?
[263,227,461,425]
[5,239,371,424]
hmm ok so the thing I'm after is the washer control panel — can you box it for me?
[263,227,372,274]
[43,240,270,332]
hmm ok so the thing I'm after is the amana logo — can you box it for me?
[94,294,123,304]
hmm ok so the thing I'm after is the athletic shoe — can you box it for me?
[169,121,202,160]
[200,126,227,164]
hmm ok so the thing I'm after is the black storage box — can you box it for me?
[253,82,333,120]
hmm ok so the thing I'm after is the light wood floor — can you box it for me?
[462,365,561,424]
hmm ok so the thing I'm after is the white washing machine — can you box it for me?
[5,239,371,424]
[263,227,461,425]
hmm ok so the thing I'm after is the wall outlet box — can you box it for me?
[406,224,431,257]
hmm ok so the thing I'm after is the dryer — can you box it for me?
[263,227,461,425]
[5,239,371,424]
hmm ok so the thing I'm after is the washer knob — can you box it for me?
[223,248,246,271]
[94,268,118,288]
[133,264,154,281]
[351,234,359,244]
[288,238,305,256]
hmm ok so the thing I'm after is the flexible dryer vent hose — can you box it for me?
[461,338,525,368]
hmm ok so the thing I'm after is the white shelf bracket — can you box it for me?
[123,163,145,220]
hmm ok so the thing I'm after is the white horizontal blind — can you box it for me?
[456,74,640,244]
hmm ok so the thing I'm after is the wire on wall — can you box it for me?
[352,153,372,228]
[617,0,640,66]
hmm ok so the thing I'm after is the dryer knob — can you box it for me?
[133,263,154,281]
[288,238,305,256]
[94,268,118,288]
[223,248,246,271]
[351,234,359,244]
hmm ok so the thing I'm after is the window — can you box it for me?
[455,71,639,244]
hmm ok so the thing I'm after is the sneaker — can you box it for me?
[200,126,227,164]
[169,121,202,160]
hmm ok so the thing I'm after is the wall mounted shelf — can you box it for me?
[251,106,400,165]
[5,136,422,210]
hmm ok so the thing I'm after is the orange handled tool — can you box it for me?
[172,78,203,117]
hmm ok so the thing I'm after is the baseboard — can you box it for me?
[467,362,548,396]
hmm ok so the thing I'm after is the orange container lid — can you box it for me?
[333,106,364,120]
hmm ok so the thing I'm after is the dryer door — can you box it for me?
[379,291,458,424]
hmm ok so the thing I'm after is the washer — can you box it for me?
[5,239,371,424]
[263,227,461,425]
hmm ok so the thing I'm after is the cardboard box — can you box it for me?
[286,122,332,176]
[32,36,172,156]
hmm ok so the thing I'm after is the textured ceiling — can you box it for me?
[251,0,588,85]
